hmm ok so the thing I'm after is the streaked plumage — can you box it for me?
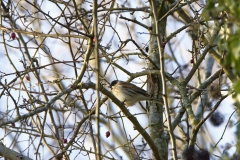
[109,80,164,106]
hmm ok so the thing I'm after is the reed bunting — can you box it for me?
[109,80,164,106]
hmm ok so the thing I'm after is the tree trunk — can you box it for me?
[148,0,168,159]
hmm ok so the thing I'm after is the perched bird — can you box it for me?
[109,80,164,106]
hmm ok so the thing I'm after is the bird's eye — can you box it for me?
[110,80,118,88]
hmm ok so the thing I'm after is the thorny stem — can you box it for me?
[151,0,178,159]
[92,0,101,160]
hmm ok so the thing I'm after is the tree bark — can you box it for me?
[148,0,169,159]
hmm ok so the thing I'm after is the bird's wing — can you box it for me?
[118,81,150,97]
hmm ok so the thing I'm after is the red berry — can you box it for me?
[63,138,67,143]
[106,131,110,138]
[190,59,194,63]
[11,32,16,40]
[93,37,97,42]
[11,123,15,127]
[25,76,30,81]
[69,84,73,88]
